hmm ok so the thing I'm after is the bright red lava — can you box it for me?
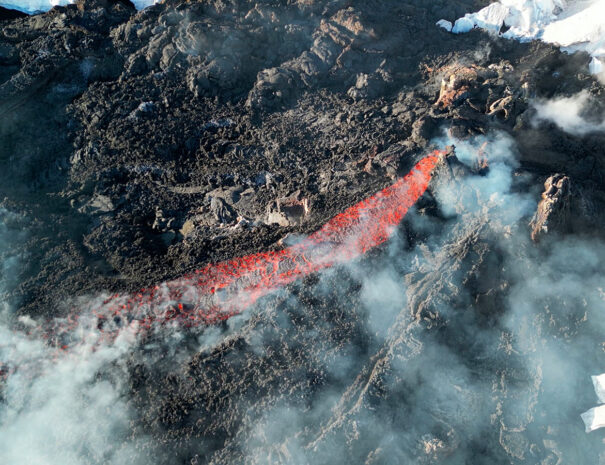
[48,152,442,348]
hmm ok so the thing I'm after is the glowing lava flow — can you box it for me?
[48,152,442,347]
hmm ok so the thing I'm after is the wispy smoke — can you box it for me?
[0,319,146,464]
[532,90,605,135]
[225,131,605,464]
[2,131,605,464]
[0,209,152,465]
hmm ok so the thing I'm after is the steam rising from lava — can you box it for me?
[2,136,605,464]
[0,151,442,464]
[44,152,442,350]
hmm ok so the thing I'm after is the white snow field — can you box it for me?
[582,375,605,432]
[440,0,605,77]
[0,0,159,14]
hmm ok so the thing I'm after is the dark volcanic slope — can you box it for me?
[2,0,603,313]
[1,1,605,464]
[1,0,490,312]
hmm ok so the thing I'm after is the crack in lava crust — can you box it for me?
[43,152,443,350]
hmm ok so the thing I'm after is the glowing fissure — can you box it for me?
[39,152,442,350]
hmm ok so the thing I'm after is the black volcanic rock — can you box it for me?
[1,1,605,464]
[530,173,571,242]
[0,7,26,21]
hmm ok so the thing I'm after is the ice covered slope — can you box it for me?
[0,0,63,13]
[0,0,159,14]
[443,0,605,75]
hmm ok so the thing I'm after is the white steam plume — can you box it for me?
[532,90,605,135]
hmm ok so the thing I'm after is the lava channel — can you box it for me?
[45,151,442,348]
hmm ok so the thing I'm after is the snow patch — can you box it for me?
[454,2,511,34]
[131,0,160,9]
[452,16,474,34]
[592,374,605,403]
[582,374,605,432]
[444,0,605,76]
[589,57,603,74]
[581,405,605,433]
[436,19,453,32]
[0,0,159,14]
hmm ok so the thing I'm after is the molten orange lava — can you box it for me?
[47,151,442,347]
